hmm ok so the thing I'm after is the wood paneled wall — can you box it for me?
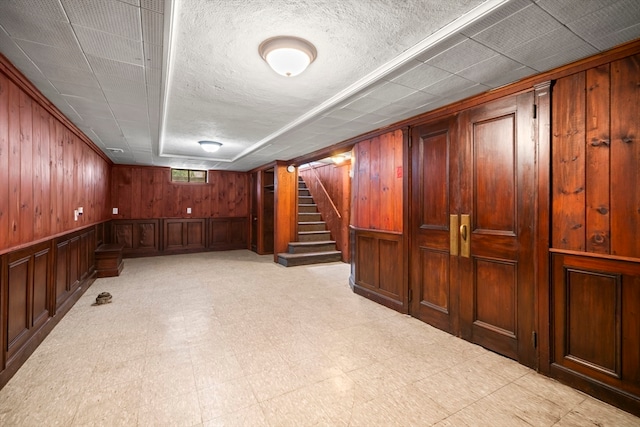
[549,53,640,415]
[351,129,404,233]
[552,54,640,257]
[0,60,111,255]
[299,160,351,261]
[110,165,248,219]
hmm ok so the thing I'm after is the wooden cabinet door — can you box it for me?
[458,92,536,368]
[410,117,461,334]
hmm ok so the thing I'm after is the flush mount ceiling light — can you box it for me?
[198,140,222,153]
[259,36,317,77]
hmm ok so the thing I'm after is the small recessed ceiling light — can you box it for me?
[198,140,222,153]
[259,36,317,77]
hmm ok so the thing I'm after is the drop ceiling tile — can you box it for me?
[63,96,113,118]
[567,0,640,50]
[119,120,151,139]
[394,91,441,110]
[87,55,145,82]
[121,0,140,6]
[470,4,563,53]
[363,82,417,103]
[110,102,149,122]
[96,73,147,94]
[461,0,531,37]
[142,9,163,46]
[503,27,598,71]
[0,1,68,23]
[426,38,499,74]
[36,62,100,87]
[536,0,613,23]
[343,95,389,114]
[422,74,477,97]
[143,42,162,69]
[74,26,144,65]
[63,0,142,41]
[50,80,105,99]
[413,33,467,63]
[323,107,364,121]
[458,54,526,85]
[0,12,77,49]
[141,0,164,14]
[482,66,536,89]
[104,89,147,107]
[372,102,415,119]
[389,62,452,91]
[145,67,161,86]
[16,39,90,71]
[589,23,640,52]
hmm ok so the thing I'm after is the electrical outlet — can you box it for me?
[187,207,192,214]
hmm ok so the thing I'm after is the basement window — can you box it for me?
[171,169,207,183]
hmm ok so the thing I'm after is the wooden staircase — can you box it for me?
[277,177,342,267]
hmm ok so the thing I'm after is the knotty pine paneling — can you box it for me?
[299,160,351,262]
[0,64,111,255]
[110,166,249,219]
[552,53,640,259]
[351,129,403,233]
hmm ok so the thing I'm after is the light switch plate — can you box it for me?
[187,207,192,214]
[112,207,118,214]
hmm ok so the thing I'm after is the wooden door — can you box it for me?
[410,93,537,368]
[250,172,258,252]
[410,117,460,335]
[458,92,536,368]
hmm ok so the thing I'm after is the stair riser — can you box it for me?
[298,189,311,197]
[278,253,342,267]
[298,213,322,221]
[298,223,326,232]
[298,205,318,213]
[299,232,331,242]
[298,197,314,205]
[288,243,337,253]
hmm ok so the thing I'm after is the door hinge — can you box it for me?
[533,104,537,119]
[408,288,413,303]
[532,331,537,348]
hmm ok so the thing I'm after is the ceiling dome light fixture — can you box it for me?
[259,36,317,77]
[198,140,222,153]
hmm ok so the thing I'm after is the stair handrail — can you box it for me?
[307,164,341,219]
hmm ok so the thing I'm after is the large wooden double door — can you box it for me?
[410,92,537,368]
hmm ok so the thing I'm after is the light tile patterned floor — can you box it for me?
[0,250,638,426]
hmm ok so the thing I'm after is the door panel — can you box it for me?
[460,92,536,368]
[410,117,459,334]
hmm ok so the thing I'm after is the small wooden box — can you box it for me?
[95,243,124,278]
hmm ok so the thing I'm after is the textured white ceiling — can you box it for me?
[0,0,639,171]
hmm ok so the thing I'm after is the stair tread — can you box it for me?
[288,240,336,246]
[298,203,317,206]
[278,250,341,259]
[298,230,330,235]
[298,221,326,225]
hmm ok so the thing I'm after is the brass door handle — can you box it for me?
[450,215,459,256]
[460,214,470,258]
